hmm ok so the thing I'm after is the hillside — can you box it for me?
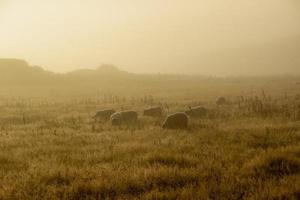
[0,58,300,98]
[0,59,208,88]
[0,59,58,86]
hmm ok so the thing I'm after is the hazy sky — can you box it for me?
[0,0,300,75]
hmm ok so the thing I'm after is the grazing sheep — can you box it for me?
[94,109,116,122]
[110,110,138,126]
[144,106,163,117]
[185,106,207,118]
[216,97,227,106]
[162,112,188,129]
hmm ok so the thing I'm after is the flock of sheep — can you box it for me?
[93,105,210,129]
[93,97,227,129]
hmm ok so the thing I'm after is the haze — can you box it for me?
[0,0,299,76]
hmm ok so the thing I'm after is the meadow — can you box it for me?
[0,79,300,200]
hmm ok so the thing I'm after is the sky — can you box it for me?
[0,0,300,76]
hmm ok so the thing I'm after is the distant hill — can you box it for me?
[65,64,133,81]
[0,59,57,86]
[0,59,136,86]
[0,58,299,97]
[0,59,193,87]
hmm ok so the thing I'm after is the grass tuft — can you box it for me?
[242,147,300,179]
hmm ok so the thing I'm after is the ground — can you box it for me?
[0,94,299,200]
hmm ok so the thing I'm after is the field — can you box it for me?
[0,79,300,200]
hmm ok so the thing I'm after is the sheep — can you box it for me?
[110,110,138,126]
[94,109,116,122]
[162,112,188,129]
[143,106,163,117]
[185,106,207,118]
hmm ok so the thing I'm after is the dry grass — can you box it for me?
[0,92,300,199]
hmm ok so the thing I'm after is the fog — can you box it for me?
[0,0,299,76]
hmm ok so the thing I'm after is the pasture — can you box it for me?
[0,80,300,200]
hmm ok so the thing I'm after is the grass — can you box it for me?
[241,146,300,190]
[0,93,299,199]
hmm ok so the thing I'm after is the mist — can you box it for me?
[0,0,299,76]
[2,2,300,199]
